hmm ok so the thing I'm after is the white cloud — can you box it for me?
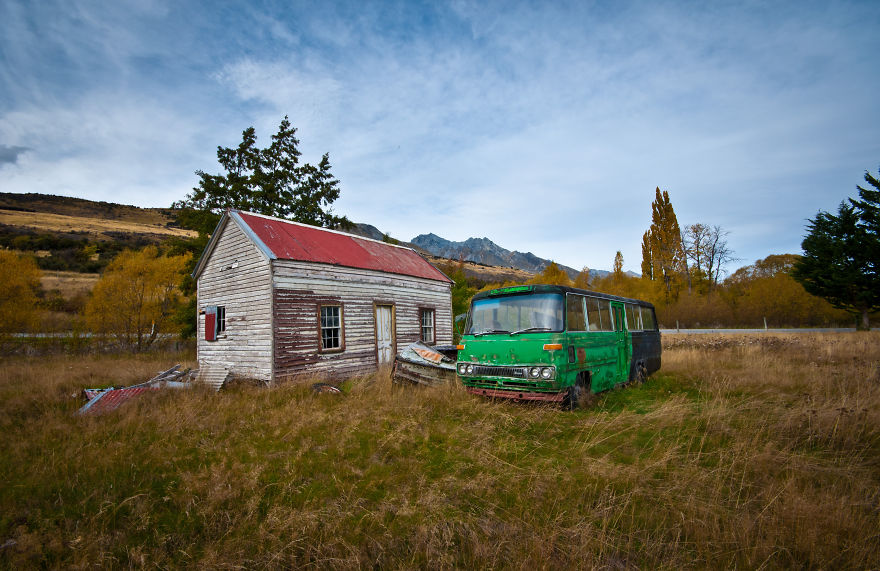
[1,1,878,273]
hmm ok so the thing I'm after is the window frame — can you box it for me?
[216,305,226,335]
[419,307,436,344]
[318,304,345,353]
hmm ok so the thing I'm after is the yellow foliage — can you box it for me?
[573,266,591,290]
[0,250,42,335]
[528,262,572,286]
[84,246,192,351]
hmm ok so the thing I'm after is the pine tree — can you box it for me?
[792,165,880,330]
[174,116,350,235]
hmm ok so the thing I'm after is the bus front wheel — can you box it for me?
[564,373,592,410]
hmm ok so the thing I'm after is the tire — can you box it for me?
[636,362,648,385]
[564,373,592,410]
[565,383,582,410]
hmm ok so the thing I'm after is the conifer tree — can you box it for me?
[174,116,350,235]
[793,165,880,329]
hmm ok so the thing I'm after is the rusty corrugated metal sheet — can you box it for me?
[236,211,451,283]
[77,386,159,415]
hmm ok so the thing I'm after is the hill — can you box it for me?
[0,193,197,274]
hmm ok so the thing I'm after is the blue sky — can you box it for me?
[2,1,879,274]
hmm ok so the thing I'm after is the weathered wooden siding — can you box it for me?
[272,260,453,380]
[197,219,273,386]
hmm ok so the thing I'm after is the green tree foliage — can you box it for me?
[84,247,192,351]
[792,166,880,330]
[173,116,350,236]
[434,259,477,342]
[641,187,687,300]
[0,250,42,336]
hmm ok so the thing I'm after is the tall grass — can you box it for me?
[1,334,878,568]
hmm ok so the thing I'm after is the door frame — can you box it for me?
[372,302,396,366]
[610,302,630,384]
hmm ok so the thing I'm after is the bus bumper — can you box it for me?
[465,387,566,402]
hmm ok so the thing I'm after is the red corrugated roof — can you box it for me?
[236,212,451,283]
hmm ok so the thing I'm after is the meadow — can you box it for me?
[1,333,878,569]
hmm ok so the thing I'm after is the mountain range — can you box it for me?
[348,223,609,280]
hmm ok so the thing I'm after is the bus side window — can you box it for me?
[595,298,613,331]
[566,294,587,331]
[586,297,601,331]
[643,307,657,330]
[625,303,636,331]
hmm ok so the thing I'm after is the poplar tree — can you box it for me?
[641,187,687,300]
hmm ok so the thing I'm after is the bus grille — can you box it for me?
[471,365,528,379]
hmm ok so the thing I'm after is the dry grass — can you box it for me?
[0,209,197,240]
[40,271,100,299]
[1,334,878,569]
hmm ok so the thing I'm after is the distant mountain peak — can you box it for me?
[411,233,586,278]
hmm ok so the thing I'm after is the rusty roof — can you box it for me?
[232,211,451,283]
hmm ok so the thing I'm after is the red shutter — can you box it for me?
[205,306,216,341]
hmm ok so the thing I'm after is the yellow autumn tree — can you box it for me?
[641,187,687,301]
[573,266,592,289]
[0,250,42,337]
[528,261,573,286]
[84,246,192,352]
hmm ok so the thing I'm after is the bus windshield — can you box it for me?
[465,293,564,335]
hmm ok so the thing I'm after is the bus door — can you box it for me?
[611,302,630,383]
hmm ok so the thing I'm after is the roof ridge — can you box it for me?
[230,209,418,253]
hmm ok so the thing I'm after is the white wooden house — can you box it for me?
[192,210,454,389]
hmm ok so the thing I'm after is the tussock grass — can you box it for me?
[1,334,879,568]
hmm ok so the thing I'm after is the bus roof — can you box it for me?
[472,284,656,309]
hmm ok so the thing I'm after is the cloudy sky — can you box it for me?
[2,1,879,274]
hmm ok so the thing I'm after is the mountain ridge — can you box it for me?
[410,232,605,280]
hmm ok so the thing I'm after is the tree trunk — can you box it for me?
[860,308,871,331]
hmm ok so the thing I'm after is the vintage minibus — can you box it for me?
[456,284,661,408]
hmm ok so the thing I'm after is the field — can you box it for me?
[1,333,878,568]
[0,209,197,241]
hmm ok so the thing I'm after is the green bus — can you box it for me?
[456,284,661,408]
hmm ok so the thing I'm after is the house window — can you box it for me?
[205,305,226,341]
[420,308,435,344]
[320,305,343,351]
[216,306,226,335]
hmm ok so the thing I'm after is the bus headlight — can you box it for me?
[529,367,541,378]
[540,367,554,379]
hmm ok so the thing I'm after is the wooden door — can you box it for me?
[375,305,395,365]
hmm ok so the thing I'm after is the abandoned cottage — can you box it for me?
[193,210,454,388]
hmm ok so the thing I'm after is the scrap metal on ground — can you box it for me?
[391,342,458,387]
[77,365,193,416]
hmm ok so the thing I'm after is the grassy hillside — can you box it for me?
[1,333,877,568]
[0,193,181,226]
[0,193,196,275]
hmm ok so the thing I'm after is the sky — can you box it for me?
[2,1,879,274]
